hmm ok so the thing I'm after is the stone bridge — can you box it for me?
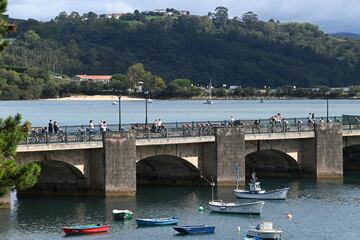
[11,123,360,199]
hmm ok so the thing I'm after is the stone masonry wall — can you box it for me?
[103,132,136,196]
[215,127,245,186]
[315,123,343,179]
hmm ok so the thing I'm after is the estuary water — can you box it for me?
[0,99,360,126]
[1,177,360,240]
[1,99,360,239]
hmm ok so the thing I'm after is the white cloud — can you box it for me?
[6,0,360,33]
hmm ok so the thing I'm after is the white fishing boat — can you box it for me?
[234,172,289,200]
[246,221,283,239]
[204,80,213,104]
[208,200,264,214]
[146,98,153,103]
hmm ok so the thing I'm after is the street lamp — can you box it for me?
[118,96,122,131]
[326,92,330,123]
[144,91,149,126]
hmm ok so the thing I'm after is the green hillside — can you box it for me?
[2,8,360,88]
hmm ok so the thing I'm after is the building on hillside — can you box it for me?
[179,10,191,16]
[72,74,112,83]
[153,9,167,14]
[99,13,125,19]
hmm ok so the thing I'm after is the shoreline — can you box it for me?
[3,94,360,101]
[44,95,145,101]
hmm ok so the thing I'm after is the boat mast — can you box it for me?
[235,163,240,190]
[209,79,212,100]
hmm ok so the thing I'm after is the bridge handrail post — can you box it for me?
[176,122,178,129]
[64,126,68,143]
[46,132,49,144]
[192,121,194,130]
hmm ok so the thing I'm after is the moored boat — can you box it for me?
[208,200,264,214]
[246,221,282,239]
[234,171,289,200]
[136,217,178,226]
[112,209,134,220]
[62,224,110,235]
[173,225,215,234]
[234,182,289,200]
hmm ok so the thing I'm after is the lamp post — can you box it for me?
[326,92,330,123]
[144,91,149,126]
[118,96,122,131]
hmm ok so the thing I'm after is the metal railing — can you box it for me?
[20,115,355,145]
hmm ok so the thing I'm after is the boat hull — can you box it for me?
[136,218,178,226]
[234,188,289,200]
[246,229,282,239]
[173,225,215,234]
[63,225,109,235]
[208,201,264,214]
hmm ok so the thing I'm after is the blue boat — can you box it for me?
[136,217,178,226]
[173,225,215,234]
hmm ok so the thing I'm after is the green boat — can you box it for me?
[112,209,134,220]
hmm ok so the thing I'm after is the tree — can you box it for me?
[110,74,131,93]
[0,0,16,51]
[212,6,228,28]
[241,12,258,29]
[143,72,166,96]
[0,114,41,197]
[127,63,148,91]
[166,79,199,97]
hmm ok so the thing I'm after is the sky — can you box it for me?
[6,0,360,33]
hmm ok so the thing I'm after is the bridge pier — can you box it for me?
[215,127,245,186]
[103,132,136,196]
[315,123,343,179]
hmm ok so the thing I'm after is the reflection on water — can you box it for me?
[1,178,360,239]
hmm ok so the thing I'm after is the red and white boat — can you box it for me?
[62,224,110,235]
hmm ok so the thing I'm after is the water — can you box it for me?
[1,177,360,239]
[1,99,360,239]
[0,99,360,126]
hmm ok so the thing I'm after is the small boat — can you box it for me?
[173,225,215,234]
[112,101,118,105]
[234,172,289,200]
[62,224,110,235]
[112,209,133,220]
[136,217,178,226]
[234,182,289,200]
[146,98,153,103]
[246,222,282,239]
[208,200,264,214]
[204,79,214,104]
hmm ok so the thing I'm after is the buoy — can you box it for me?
[287,213,293,219]
[198,206,204,212]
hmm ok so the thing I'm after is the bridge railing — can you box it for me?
[20,116,348,145]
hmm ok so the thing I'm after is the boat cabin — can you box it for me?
[249,182,262,192]
[256,222,273,230]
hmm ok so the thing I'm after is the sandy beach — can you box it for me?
[46,95,145,101]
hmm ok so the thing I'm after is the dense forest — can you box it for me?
[2,7,360,99]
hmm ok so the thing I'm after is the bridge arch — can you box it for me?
[245,149,301,178]
[136,155,201,185]
[18,160,88,197]
[343,144,360,172]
